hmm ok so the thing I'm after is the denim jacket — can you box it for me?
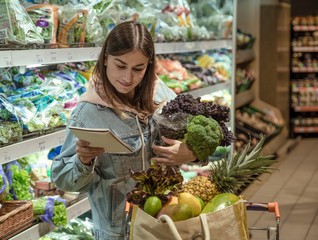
[51,80,176,239]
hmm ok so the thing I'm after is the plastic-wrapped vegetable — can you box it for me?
[0,96,23,144]
[33,196,67,227]
[4,161,33,200]
[0,0,44,44]
[0,165,10,200]
[25,3,59,44]
[85,7,103,44]
[57,5,88,47]
[39,218,94,240]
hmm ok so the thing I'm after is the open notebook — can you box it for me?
[68,126,133,153]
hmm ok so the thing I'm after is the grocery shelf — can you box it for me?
[293,46,318,52]
[188,81,232,98]
[0,40,233,68]
[10,197,91,240]
[235,89,255,109]
[0,130,66,165]
[294,127,318,133]
[292,87,318,93]
[236,49,255,64]
[0,82,231,164]
[294,106,318,112]
[293,25,318,31]
[155,39,233,54]
[262,127,288,156]
[292,67,318,73]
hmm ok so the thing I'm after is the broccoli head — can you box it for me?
[185,115,223,161]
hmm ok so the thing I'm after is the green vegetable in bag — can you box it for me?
[0,0,44,44]
[33,196,68,227]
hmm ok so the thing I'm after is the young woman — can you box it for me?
[51,21,197,239]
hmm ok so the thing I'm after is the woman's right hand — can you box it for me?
[76,140,104,165]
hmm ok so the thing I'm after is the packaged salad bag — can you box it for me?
[24,2,59,45]
[57,5,88,47]
[0,0,44,45]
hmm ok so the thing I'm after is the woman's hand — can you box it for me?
[151,136,196,165]
[76,140,104,165]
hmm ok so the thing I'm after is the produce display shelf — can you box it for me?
[235,89,255,109]
[0,82,232,164]
[188,81,232,98]
[294,106,318,112]
[293,46,318,52]
[0,40,232,68]
[293,25,318,31]
[236,49,255,64]
[0,130,66,165]
[292,67,318,73]
[294,127,318,133]
[10,197,91,240]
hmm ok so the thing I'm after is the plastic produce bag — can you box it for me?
[4,160,33,200]
[40,217,94,240]
[24,2,59,44]
[85,7,104,44]
[0,165,10,200]
[153,108,188,141]
[0,0,44,45]
[0,95,23,144]
[57,5,88,47]
[33,196,67,227]
[8,90,47,132]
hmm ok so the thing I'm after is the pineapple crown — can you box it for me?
[210,136,278,195]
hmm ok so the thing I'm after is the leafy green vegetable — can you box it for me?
[33,197,67,227]
[0,0,44,44]
[4,164,32,200]
[126,162,183,208]
[52,201,68,227]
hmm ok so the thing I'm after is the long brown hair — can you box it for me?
[93,21,157,115]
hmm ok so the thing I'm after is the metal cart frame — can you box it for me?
[246,202,280,240]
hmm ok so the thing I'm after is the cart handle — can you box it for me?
[246,202,280,219]
[125,201,133,214]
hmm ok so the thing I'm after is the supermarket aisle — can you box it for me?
[242,138,318,240]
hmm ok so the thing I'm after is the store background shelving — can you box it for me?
[0,0,238,237]
[290,15,318,138]
[235,0,289,155]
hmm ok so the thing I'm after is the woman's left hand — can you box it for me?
[151,136,196,165]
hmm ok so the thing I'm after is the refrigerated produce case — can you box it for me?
[0,0,237,238]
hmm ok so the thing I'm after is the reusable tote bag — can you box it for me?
[129,201,249,240]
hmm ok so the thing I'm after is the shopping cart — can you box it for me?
[124,201,280,240]
[246,202,280,240]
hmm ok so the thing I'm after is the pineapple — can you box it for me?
[182,176,219,205]
[182,137,277,204]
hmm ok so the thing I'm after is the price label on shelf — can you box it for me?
[50,51,57,62]
[35,54,43,64]
[0,52,12,67]
[68,53,73,61]
[38,141,46,151]
[3,152,11,162]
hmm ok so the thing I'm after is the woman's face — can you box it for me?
[105,50,149,99]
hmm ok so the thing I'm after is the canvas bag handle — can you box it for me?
[158,214,210,240]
